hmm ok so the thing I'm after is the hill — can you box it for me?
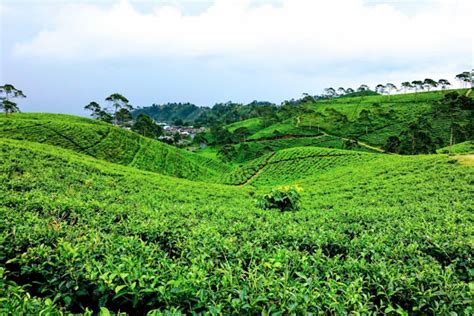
[1,134,472,314]
[209,89,472,162]
[0,113,230,182]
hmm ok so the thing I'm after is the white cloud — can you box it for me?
[11,0,471,59]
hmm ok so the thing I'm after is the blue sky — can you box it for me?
[1,0,472,115]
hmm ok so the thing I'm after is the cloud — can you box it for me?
[11,0,472,69]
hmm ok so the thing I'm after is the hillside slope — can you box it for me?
[0,113,230,181]
[1,136,472,314]
[218,90,472,159]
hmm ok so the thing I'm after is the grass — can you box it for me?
[0,111,473,314]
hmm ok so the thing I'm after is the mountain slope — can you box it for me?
[220,89,472,155]
[0,113,230,181]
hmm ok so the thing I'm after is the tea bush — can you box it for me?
[256,186,302,211]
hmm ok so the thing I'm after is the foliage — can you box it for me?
[256,186,302,211]
[0,114,230,182]
[0,83,26,115]
[437,141,474,154]
[0,136,472,314]
[131,113,163,139]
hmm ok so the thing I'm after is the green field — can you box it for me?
[1,111,473,314]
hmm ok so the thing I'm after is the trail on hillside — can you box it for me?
[240,152,275,186]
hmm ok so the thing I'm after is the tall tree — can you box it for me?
[437,79,451,90]
[105,93,132,126]
[358,109,372,135]
[401,82,413,93]
[233,126,251,142]
[0,84,26,115]
[385,83,397,95]
[375,84,386,94]
[132,113,163,138]
[84,101,113,123]
[324,87,336,98]
[455,72,470,88]
[423,78,438,91]
[357,84,369,92]
[435,92,474,154]
[411,80,424,93]
[346,88,355,94]
[337,87,346,96]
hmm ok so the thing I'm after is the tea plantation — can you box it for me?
[0,112,473,314]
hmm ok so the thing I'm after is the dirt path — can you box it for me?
[453,154,474,167]
[239,152,275,186]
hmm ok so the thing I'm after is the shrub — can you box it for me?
[256,186,302,211]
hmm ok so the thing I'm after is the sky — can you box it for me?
[0,0,472,115]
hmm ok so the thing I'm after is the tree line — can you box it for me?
[84,93,163,139]
[319,71,472,99]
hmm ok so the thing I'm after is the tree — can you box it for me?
[132,114,163,139]
[105,93,132,126]
[411,80,424,93]
[401,82,413,94]
[324,87,336,98]
[385,83,397,95]
[423,78,438,91]
[358,109,372,135]
[398,118,436,154]
[0,84,26,115]
[435,92,474,154]
[455,71,471,88]
[211,125,233,145]
[375,84,386,94]
[383,136,401,153]
[85,101,113,123]
[346,88,355,94]
[0,100,20,116]
[173,118,184,126]
[357,84,369,92]
[437,79,451,90]
[115,108,133,127]
[233,127,251,142]
[337,87,346,96]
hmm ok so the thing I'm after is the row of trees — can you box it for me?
[85,93,163,139]
[321,71,472,99]
[85,93,133,126]
[0,84,26,115]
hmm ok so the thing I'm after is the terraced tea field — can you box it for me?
[0,113,473,314]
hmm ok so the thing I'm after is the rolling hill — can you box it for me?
[207,89,472,163]
[0,110,473,314]
[0,113,230,182]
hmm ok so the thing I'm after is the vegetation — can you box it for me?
[1,72,473,314]
[0,114,228,182]
[1,133,472,314]
[0,84,26,115]
[256,186,302,212]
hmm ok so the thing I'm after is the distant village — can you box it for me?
[156,122,206,146]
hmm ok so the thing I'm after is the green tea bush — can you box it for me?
[256,185,302,211]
